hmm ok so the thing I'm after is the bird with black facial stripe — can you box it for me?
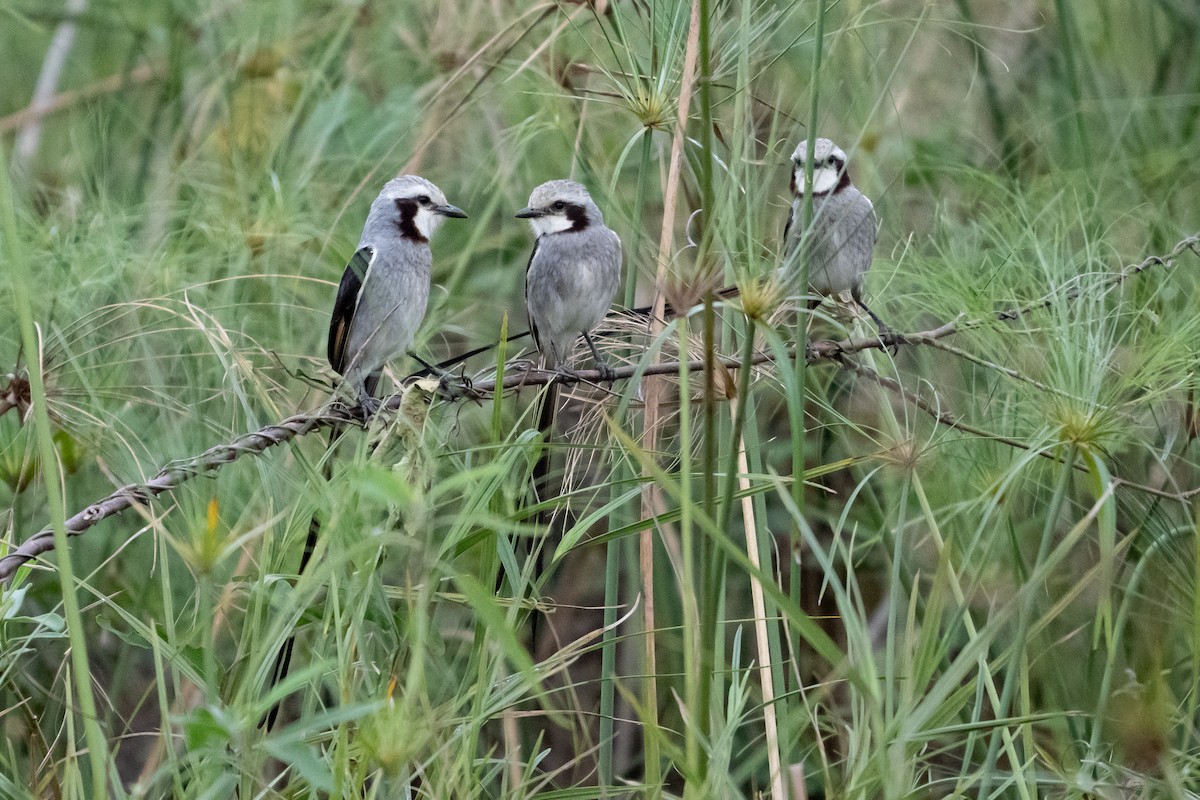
[405,141,884,388]
[515,179,621,577]
[518,180,622,381]
[263,174,466,730]
[328,175,468,411]
[782,137,887,333]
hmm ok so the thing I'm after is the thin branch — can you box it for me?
[919,336,1089,404]
[987,234,1199,323]
[844,359,1200,502]
[12,0,88,169]
[4,235,1196,580]
[1110,477,1200,503]
[416,234,1200,377]
[0,64,159,134]
[839,358,1050,456]
[432,353,778,399]
[4,347,783,579]
[805,232,1200,359]
[0,407,355,580]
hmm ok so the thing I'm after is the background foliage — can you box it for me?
[2,0,1199,797]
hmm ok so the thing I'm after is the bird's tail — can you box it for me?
[530,379,559,579]
[261,422,340,730]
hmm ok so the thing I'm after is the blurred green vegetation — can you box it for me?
[2,0,1199,797]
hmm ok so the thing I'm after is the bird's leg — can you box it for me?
[412,353,456,383]
[582,330,616,382]
[852,289,897,355]
[860,302,891,337]
[358,392,382,419]
[801,297,822,356]
[410,353,443,375]
[554,364,581,383]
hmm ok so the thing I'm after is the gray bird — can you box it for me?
[514,179,621,580]
[328,174,467,409]
[263,175,464,730]
[782,137,887,332]
[517,180,623,380]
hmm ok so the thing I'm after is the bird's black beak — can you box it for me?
[514,206,544,219]
[437,204,468,219]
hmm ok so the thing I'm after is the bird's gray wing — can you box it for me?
[782,204,795,247]
[524,237,545,358]
[612,229,624,285]
[328,246,375,375]
[840,194,877,271]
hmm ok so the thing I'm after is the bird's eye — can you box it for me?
[552,201,566,211]
[417,195,431,204]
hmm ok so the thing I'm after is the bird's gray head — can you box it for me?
[369,175,467,243]
[515,179,604,236]
[791,138,850,198]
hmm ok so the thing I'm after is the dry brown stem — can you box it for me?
[1,64,158,135]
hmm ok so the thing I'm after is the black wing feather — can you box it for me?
[327,247,374,374]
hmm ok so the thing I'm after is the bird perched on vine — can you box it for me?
[516,179,622,577]
[328,175,468,411]
[783,137,887,333]
[264,175,466,730]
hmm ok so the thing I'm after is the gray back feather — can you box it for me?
[784,186,877,296]
[526,224,622,367]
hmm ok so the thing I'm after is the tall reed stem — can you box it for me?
[1,143,113,795]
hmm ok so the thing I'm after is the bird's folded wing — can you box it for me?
[327,246,375,374]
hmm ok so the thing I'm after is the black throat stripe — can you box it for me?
[394,199,428,243]
[833,166,851,194]
[564,203,590,232]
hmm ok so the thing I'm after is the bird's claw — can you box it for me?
[441,370,476,400]
[595,361,617,383]
[861,305,897,356]
[876,327,899,357]
[358,395,382,420]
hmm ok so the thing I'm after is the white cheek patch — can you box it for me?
[529,214,574,237]
[811,166,840,194]
[413,206,442,238]
[794,166,840,195]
